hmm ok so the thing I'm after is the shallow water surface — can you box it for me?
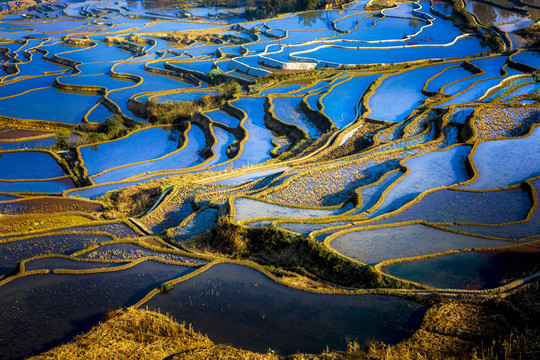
[332,224,516,265]
[144,263,426,354]
[383,244,540,289]
[0,261,194,360]
[0,233,112,275]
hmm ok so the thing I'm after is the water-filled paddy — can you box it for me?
[80,126,182,177]
[446,179,540,239]
[376,186,532,225]
[383,243,540,289]
[292,36,489,67]
[322,74,378,127]
[466,0,522,26]
[1,0,539,357]
[204,125,236,167]
[272,97,322,137]
[85,103,113,122]
[0,151,65,180]
[58,73,134,91]
[351,171,404,214]
[512,50,540,70]
[368,64,449,122]
[0,233,112,274]
[0,87,100,124]
[441,56,508,96]
[22,256,128,272]
[424,65,474,93]
[90,123,206,184]
[331,224,516,265]
[0,74,57,99]
[369,145,472,217]
[0,194,18,201]
[439,69,524,107]
[500,82,540,101]
[175,207,219,241]
[234,197,354,222]
[0,177,76,193]
[0,136,56,150]
[461,126,540,190]
[5,52,68,77]
[304,92,322,111]
[78,243,206,265]
[106,60,195,118]
[211,166,288,186]
[143,263,426,354]
[226,97,274,168]
[0,261,194,360]
[265,10,364,31]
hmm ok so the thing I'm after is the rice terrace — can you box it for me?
[0,0,539,358]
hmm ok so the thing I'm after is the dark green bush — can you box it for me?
[212,216,246,255]
[98,114,124,137]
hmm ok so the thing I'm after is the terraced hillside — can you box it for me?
[0,0,539,359]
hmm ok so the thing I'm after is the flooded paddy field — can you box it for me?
[1,0,539,358]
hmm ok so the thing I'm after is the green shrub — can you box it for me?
[159,283,174,294]
[207,68,224,82]
[222,81,241,100]
[54,130,70,150]
[212,216,246,255]
[99,114,124,138]
[246,224,295,253]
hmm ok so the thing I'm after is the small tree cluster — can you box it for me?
[221,81,241,100]
[245,0,321,20]
[207,68,224,82]
[212,216,246,255]
[54,130,71,150]
[98,114,124,138]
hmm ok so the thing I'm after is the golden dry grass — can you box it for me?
[421,302,512,340]
[30,308,278,360]
[0,214,92,235]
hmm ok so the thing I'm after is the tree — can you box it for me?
[298,0,320,11]
[222,81,241,99]
[207,68,223,82]
[100,113,124,138]
[54,130,70,150]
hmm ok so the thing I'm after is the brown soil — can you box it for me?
[0,197,103,215]
[0,130,52,140]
